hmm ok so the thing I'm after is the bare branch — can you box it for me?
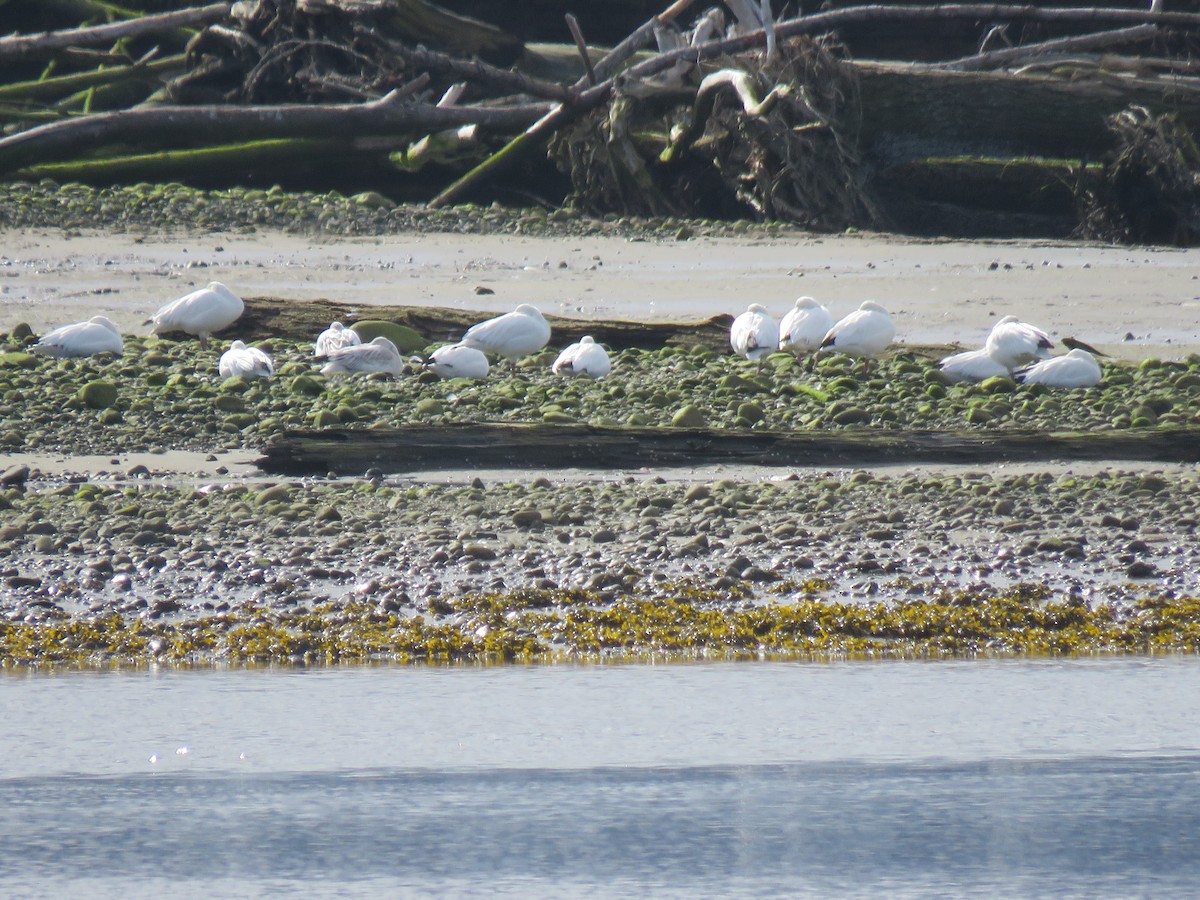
[0,4,232,64]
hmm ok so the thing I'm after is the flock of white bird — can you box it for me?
[29,283,612,382]
[731,297,1103,388]
[28,281,1102,391]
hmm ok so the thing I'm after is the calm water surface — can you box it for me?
[3,658,1199,897]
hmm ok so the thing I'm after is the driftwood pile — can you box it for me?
[6,1,1200,243]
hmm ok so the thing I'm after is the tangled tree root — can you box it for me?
[551,37,880,232]
[1078,105,1200,246]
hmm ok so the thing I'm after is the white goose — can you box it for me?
[730,303,779,362]
[985,315,1053,370]
[313,321,361,357]
[427,343,490,380]
[30,316,123,358]
[1016,348,1102,388]
[938,347,1010,383]
[149,281,244,348]
[461,304,551,362]
[552,335,611,378]
[821,301,895,361]
[218,340,273,379]
[320,336,404,376]
[778,296,833,356]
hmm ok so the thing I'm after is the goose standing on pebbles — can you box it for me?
[427,343,490,380]
[985,315,1053,370]
[820,301,895,368]
[320,336,404,376]
[730,303,779,362]
[552,335,611,378]
[1016,348,1102,388]
[148,281,244,349]
[778,296,833,356]
[30,316,123,358]
[218,340,273,379]
[313,321,361,357]
[461,304,551,363]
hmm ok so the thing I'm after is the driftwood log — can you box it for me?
[8,2,1200,243]
[234,296,735,351]
[0,92,553,173]
[257,423,1200,475]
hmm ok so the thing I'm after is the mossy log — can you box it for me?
[878,156,1101,214]
[238,296,735,351]
[0,94,552,174]
[17,138,374,184]
[0,55,182,104]
[854,61,1200,164]
[258,423,1200,475]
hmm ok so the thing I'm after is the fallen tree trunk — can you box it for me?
[0,92,553,174]
[15,137,363,184]
[0,3,231,64]
[257,423,1200,475]
[855,60,1200,164]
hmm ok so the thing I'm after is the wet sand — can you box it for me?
[5,228,1200,358]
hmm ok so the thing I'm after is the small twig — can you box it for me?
[565,14,597,87]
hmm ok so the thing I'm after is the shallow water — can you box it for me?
[3,658,1199,897]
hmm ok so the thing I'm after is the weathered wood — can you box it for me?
[0,3,231,63]
[0,92,553,174]
[235,296,735,350]
[38,0,206,45]
[257,423,1200,475]
[936,23,1159,71]
[302,0,523,62]
[880,156,1098,214]
[0,54,182,103]
[854,61,1200,164]
[16,137,356,183]
[427,0,701,207]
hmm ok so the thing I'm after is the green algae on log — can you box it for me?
[258,423,1200,475]
[4,588,1200,669]
[237,296,735,352]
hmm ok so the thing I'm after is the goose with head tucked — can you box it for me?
[218,340,273,379]
[427,343,490,380]
[148,281,244,349]
[461,304,551,363]
[552,335,611,378]
[320,336,404,376]
[820,301,895,368]
[314,321,362,357]
[985,315,1053,371]
[31,316,123,358]
[730,303,779,363]
[938,347,1010,383]
[1016,348,1102,388]
[778,296,833,356]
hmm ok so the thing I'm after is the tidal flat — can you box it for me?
[3,184,1200,667]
